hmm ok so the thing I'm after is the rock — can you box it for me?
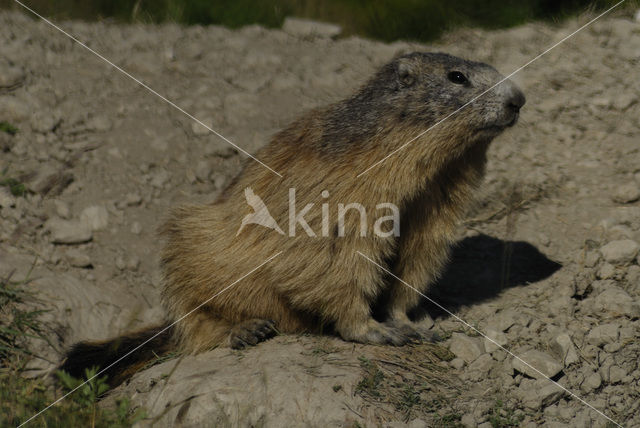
[449,357,465,369]
[0,187,16,208]
[149,169,170,188]
[191,117,213,136]
[550,334,580,366]
[581,371,602,393]
[195,160,212,181]
[65,249,92,268]
[449,333,484,363]
[28,166,74,196]
[466,354,494,381]
[599,239,639,264]
[519,378,565,410]
[85,115,112,132]
[587,323,620,346]
[593,286,640,318]
[111,337,366,428]
[608,366,627,384]
[597,263,615,279]
[31,111,61,133]
[80,206,109,231]
[54,200,71,219]
[586,323,619,347]
[125,193,142,206]
[130,221,142,234]
[282,17,342,39]
[512,350,563,379]
[460,414,476,427]
[485,308,521,332]
[612,183,640,203]
[0,62,25,88]
[46,218,92,244]
[483,328,508,353]
[0,96,29,122]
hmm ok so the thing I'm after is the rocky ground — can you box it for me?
[1,6,640,428]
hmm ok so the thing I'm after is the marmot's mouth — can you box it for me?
[479,112,519,133]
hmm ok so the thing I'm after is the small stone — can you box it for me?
[131,222,142,234]
[125,193,142,206]
[449,357,465,369]
[486,309,519,332]
[550,334,580,366]
[460,414,476,427]
[80,206,109,231]
[466,354,494,381]
[46,218,92,244]
[512,350,563,380]
[608,366,627,384]
[54,200,71,219]
[195,160,212,182]
[406,419,428,428]
[150,169,170,188]
[85,115,112,132]
[449,333,484,363]
[0,187,16,208]
[115,255,126,270]
[593,286,640,318]
[586,323,619,347]
[612,183,640,204]
[538,381,566,408]
[191,118,213,136]
[0,63,25,88]
[597,263,615,279]
[581,371,602,393]
[282,17,342,39]
[126,256,140,271]
[31,111,61,133]
[600,239,640,264]
[483,329,508,353]
[583,250,601,267]
[65,249,92,268]
[613,93,637,111]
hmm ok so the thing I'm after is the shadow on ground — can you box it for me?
[412,234,562,320]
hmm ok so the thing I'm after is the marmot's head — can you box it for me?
[321,52,524,154]
[369,52,524,139]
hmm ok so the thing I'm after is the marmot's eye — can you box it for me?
[448,71,468,85]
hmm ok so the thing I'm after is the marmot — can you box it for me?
[61,52,525,386]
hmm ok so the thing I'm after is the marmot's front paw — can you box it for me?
[229,319,278,349]
[385,319,440,343]
[339,321,414,346]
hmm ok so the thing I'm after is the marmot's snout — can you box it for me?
[501,80,526,127]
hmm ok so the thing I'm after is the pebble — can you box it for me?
[46,218,93,244]
[581,371,602,393]
[483,329,508,353]
[0,187,16,209]
[449,333,484,363]
[54,200,71,219]
[80,205,109,231]
[65,249,92,268]
[131,221,142,234]
[586,323,619,347]
[195,160,212,181]
[593,286,640,318]
[612,182,640,203]
[125,193,142,206]
[0,62,25,88]
[599,239,640,264]
[512,350,563,380]
[550,334,580,366]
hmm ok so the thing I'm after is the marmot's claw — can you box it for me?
[385,320,439,344]
[229,319,278,350]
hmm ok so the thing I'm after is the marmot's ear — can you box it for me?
[395,59,416,88]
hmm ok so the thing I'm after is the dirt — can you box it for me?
[1,6,640,428]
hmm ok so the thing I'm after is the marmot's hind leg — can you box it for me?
[229,319,278,349]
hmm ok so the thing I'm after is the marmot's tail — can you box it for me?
[59,323,174,388]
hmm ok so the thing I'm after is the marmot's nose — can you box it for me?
[506,86,526,113]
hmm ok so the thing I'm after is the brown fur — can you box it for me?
[61,52,525,383]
